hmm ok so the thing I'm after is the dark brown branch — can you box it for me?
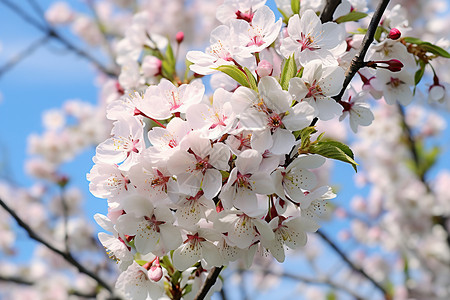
[194,266,224,300]
[316,230,390,299]
[0,197,117,296]
[320,0,342,23]
[333,0,391,102]
[0,0,118,77]
[0,275,33,285]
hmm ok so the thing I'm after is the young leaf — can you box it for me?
[161,41,176,78]
[280,54,297,90]
[298,126,317,150]
[335,11,368,24]
[309,140,358,172]
[420,43,450,58]
[402,37,424,44]
[291,0,300,15]
[215,65,251,88]
[244,67,258,91]
[414,60,426,86]
[403,37,450,58]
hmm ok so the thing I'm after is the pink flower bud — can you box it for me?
[148,265,163,282]
[385,59,403,72]
[148,257,163,282]
[176,31,184,44]
[256,60,273,77]
[387,28,401,40]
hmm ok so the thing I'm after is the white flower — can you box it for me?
[289,60,345,120]
[95,117,144,171]
[264,216,319,262]
[94,214,133,271]
[143,79,205,120]
[216,0,267,24]
[172,228,223,270]
[187,24,253,75]
[238,6,282,54]
[214,210,274,249]
[167,132,230,199]
[272,155,325,201]
[339,90,374,133]
[296,186,336,224]
[280,10,345,65]
[115,261,164,300]
[186,88,237,140]
[372,69,414,106]
[220,149,275,216]
[116,195,182,256]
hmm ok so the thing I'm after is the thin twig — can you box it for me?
[316,229,390,299]
[26,0,48,24]
[0,0,118,76]
[194,266,223,300]
[0,197,117,296]
[0,275,33,285]
[0,35,50,79]
[333,0,391,102]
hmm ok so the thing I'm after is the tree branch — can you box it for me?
[316,229,391,299]
[320,0,342,23]
[0,0,118,77]
[0,35,50,79]
[194,266,223,300]
[0,197,117,297]
[333,0,391,102]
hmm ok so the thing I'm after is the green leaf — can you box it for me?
[350,28,368,35]
[335,11,368,24]
[143,46,164,60]
[403,37,450,58]
[298,126,317,150]
[182,284,192,296]
[310,140,358,172]
[291,0,300,15]
[171,270,182,285]
[420,43,450,58]
[161,41,176,78]
[215,65,251,88]
[277,8,290,24]
[244,67,258,91]
[374,26,387,42]
[280,54,297,90]
[326,291,337,300]
[161,255,173,271]
[135,260,147,266]
[402,37,424,44]
[414,60,426,86]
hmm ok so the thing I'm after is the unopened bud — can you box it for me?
[385,59,403,72]
[148,257,163,282]
[176,31,184,44]
[256,60,273,77]
[368,59,404,72]
[387,28,401,40]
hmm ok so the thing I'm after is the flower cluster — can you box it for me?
[85,0,450,299]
